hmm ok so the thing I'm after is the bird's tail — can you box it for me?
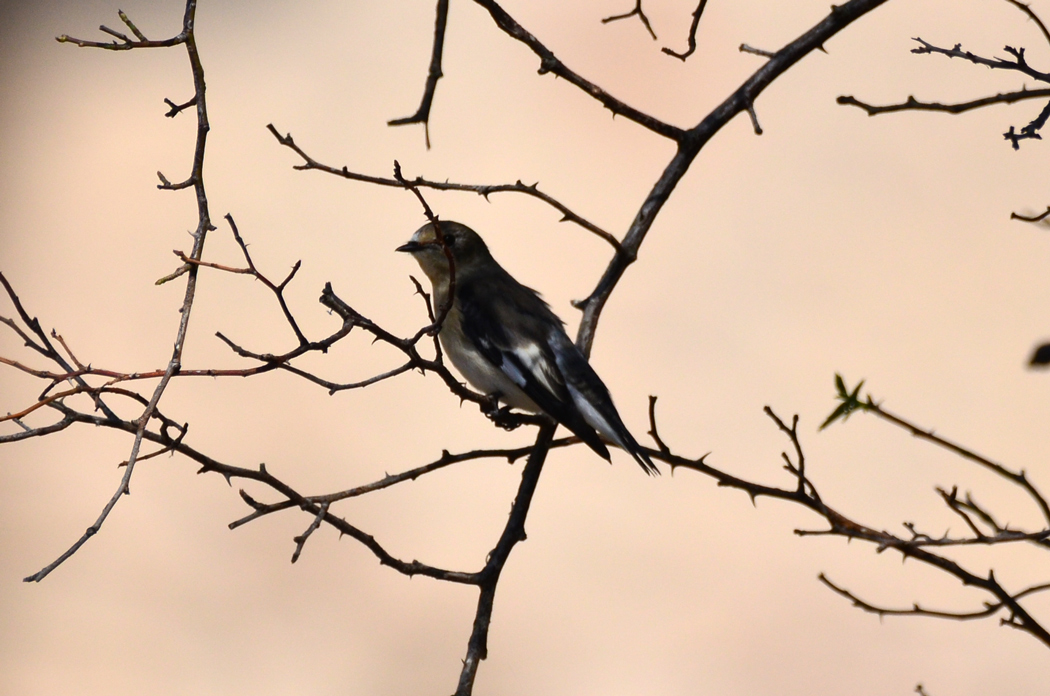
[618,429,659,476]
[589,410,659,476]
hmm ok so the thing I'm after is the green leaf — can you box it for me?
[820,374,866,430]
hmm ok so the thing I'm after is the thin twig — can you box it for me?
[867,401,1050,526]
[663,0,709,60]
[740,43,775,58]
[388,0,449,149]
[837,88,1050,116]
[28,0,212,582]
[266,125,622,251]
[602,0,657,41]
[574,0,895,356]
[1011,205,1050,221]
[291,502,329,563]
[471,0,686,141]
[646,396,672,455]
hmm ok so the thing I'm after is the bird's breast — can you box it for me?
[438,305,539,412]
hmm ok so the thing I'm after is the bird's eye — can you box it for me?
[444,233,456,247]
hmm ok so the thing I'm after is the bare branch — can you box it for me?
[309,439,574,505]
[602,0,657,41]
[1004,97,1050,148]
[868,398,1050,526]
[663,0,709,60]
[911,38,1050,81]
[745,101,763,134]
[646,395,672,455]
[56,9,183,50]
[118,9,148,41]
[40,403,479,584]
[455,422,557,696]
[821,573,1050,625]
[266,124,622,251]
[471,0,687,141]
[819,573,1003,621]
[1003,0,1050,52]
[740,43,775,58]
[821,376,1050,527]
[576,0,895,355]
[224,214,308,346]
[0,414,76,443]
[764,407,818,501]
[1011,205,1050,221]
[163,95,197,118]
[837,88,1050,116]
[650,400,1050,647]
[27,0,215,581]
[291,502,329,563]
[388,0,449,149]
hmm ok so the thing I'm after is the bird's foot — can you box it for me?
[481,395,524,431]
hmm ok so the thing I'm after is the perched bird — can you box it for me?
[397,220,658,475]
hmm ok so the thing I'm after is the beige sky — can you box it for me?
[3,1,1050,694]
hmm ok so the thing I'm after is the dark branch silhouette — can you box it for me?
[602,0,658,40]
[663,0,709,60]
[387,0,449,148]
[837,4,1050,149]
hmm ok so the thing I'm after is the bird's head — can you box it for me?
[396,221,491,284]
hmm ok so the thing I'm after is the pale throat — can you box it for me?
[426,270,452,313]
[417,256,454,313]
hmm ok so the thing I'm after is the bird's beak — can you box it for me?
[396,241,423,253]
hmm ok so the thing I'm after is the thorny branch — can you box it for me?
[824,374,1050,527]
[838,2,1050,149]
[819,574,1050,622]
[17,2,212,583]
[287,0,896,358]
[265,124,623,252]
[8,274,1050,680]
[660,402,1050,648]
[471,0,687,142]
[838,2,1050,363]
[574,0,895,355]
[837,88,1050,117]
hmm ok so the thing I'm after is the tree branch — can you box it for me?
[575,0,894,355]
[602,0,657,41]
[265,124,621,251]
[455,421,556,696]
[837,88,1050,116]
[471,0,686,141]
[388,0,449,149]
[26,0,213,582]
[662,0,709,60]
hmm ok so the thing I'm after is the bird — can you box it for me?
[397,220,658,475]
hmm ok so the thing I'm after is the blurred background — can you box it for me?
[2,1,1050,694]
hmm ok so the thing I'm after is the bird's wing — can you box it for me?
[549,333,659,476]
[457,278,611,461]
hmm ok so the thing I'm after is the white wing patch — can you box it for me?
[510,341,561,397]
[499,355,528,389]
[566,382,624,449]
[442,310,536,410]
